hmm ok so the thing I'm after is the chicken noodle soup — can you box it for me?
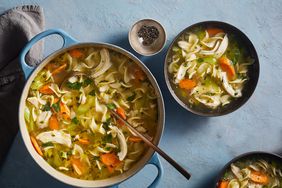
[168,27,254,109]
[24,47,158,180]
[218,159,282,188]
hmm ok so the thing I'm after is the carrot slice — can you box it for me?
[207,28,224,36]
[71,157,87,175]
[60,102,70,120]
[107,165,114,173]
[53,98,59,104]
[51,63,67,75]
[69,49,84,58]
[134,68,146,81]
[49,114,59,130]
[30,136,43,156]
[39,83,54,95]
[101,153,120,173]
[128,136,143,142]
[179,79,197,90]
[217,180,229,188]
[100,153,120,167]
[45,63,58,72]
[78,138,90,145]
[116,107,126,119]
[250,171,269,185]
[218,56,236,80]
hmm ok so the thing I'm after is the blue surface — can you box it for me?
[1,0,282,187]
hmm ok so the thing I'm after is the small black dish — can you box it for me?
[214,151,282,187]
[164,21,260,116]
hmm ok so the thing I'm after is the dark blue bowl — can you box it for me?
[214,151,282,187]
[164,21,260,116]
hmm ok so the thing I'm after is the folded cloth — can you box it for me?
[0,5,45,164]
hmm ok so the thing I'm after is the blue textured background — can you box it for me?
[0,0,282,187]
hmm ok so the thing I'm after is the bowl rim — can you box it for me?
[19,42,165,187]
[164,20,260,117]
[214,151,282,187]
[128,18,167,56]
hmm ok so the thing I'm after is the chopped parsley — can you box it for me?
[41,102,51,111]
[89,90,96,96]
[105,147,111,151]
[71,117,79,124]
[82,78,93,87]
[67,150,72,155]
[197,58,204,63]
[92,156,100,160]
[102,118,111,130]
[66,81,82,90]
[127,92,136,101]
[103,134,112,143]
[107,103,116,110]
[42,142,54,147]
[113,147,121,153]
[52,103,60,112]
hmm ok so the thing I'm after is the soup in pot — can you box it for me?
[24,47,158,180]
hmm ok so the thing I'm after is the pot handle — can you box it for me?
[19,29,78,79]
[147,153,163,188]
[109,153,163,188]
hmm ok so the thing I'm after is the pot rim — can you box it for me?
[164,20,260,117]
[19,42,165,187]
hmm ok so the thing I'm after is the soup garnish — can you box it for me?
[168,27,254,109]
[24,47,158,180]
[218,158,282,188]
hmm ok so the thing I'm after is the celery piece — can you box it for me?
[60,151,68,159]
[172,46,180,52]
[24,107,30,123]
[77,96,95,115]
[203,57,216,64]
[29,118,35,131]
[53,150,62,167]
[30,71,47,90]
[44,148,53,158]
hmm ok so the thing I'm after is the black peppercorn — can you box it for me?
[137,25,159,46]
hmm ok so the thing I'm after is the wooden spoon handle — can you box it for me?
[110,109,191,180]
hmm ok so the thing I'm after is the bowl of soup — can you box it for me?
[164,21,259,116]
[215,152,282,188]
[19,29,165,187]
